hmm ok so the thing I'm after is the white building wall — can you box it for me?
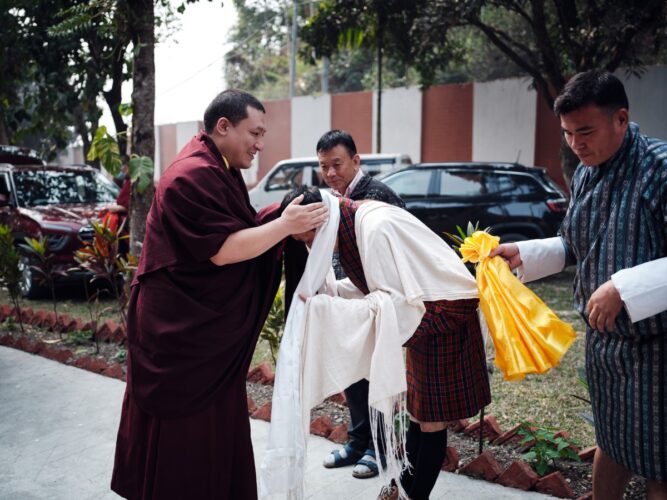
[175,121,200,151]
[619,65,667,141]
[473,78,537,164]
[373,87,422,162]
[57,145,85,166]
[290,95,331,158]
[154,128,161,182]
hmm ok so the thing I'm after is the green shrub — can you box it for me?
[260,283,285,365]
[518,422,581,475]
[0,225,24,332]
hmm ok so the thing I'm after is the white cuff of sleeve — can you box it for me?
[611,257,667,323]
[515,237,567,283]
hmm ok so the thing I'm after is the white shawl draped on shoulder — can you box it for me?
[260,199,478,499]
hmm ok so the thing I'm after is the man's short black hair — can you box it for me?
[279,185,322,215]
[553,70,629,116]
[316,129,357,157]
[203,89,266,134]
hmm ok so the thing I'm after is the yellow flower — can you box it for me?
[459,231,500,263]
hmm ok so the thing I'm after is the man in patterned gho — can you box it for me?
[492,70,667,499]
[282,186,491,500]
[316,129,405,479]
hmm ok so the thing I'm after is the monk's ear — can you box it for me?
[215,117,233,136]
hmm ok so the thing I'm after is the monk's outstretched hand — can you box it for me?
[281,194,328,234]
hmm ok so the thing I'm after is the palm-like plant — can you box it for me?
[260,284,285,365]
[21,235,64,337]
[0,225,24,333]
[73,217,136,334]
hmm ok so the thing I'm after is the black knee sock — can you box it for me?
[408,428,447,500]
[399,420,422,493]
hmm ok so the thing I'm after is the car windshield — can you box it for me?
[13,169,119,206]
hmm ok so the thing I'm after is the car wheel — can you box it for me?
[498,233,529,243]
[18,255,44,299]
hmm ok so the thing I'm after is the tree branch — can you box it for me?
[529,0,565,92]
[603,4,666,72]
[552,0,582,66]
[469,17,556,107]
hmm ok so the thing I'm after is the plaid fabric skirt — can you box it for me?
[405,298,491,422]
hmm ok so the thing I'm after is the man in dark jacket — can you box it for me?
[316,130,404,478]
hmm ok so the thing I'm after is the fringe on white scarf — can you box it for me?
[370,396,411,499]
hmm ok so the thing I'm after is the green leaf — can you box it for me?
[456,224,467,240]
[88,126,122,175]
[521,451,536,462]
[118,102,133,117]
[556,439,570,451]
[535,461,550,476]
[129,155,154,194]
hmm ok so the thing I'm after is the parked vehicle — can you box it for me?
[0,145,45,166]
[378,162,567,242]
[0,155,119,298]
[248,153,412,210]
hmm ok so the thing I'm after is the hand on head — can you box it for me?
[488,243,522,270]
[280,194,328,234]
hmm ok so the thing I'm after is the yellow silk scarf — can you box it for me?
[459,231,576,381]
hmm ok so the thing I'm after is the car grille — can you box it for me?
[46,233,69,251]
[78,226,95,243]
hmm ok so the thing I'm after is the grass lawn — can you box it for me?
[0,283,121,326]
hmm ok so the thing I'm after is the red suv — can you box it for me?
[0,146,119,297]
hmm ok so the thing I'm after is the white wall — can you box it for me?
[175,121,200,152]
[291,95,331,158]
[57,145,85,166]
[619,66,667,141]
[473,78,537,164]
[373,86,422,162]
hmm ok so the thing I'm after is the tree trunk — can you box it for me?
[128,0,155,256]
[73,105,92,164]
[0,108,10,144]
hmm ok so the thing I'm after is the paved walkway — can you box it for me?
[0,346,554,500]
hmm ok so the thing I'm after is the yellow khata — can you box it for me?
[459,231,576,381]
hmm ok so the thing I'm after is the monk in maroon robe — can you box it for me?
[110,89,327,500]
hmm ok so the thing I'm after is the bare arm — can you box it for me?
[210,195,328,266]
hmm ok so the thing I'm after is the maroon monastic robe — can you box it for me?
[111,133,281,499]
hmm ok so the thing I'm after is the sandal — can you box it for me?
[377,479,399,500]
[352,449,380,479]
[323,444,363,468]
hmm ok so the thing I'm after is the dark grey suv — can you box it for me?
[378,162,567,242]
